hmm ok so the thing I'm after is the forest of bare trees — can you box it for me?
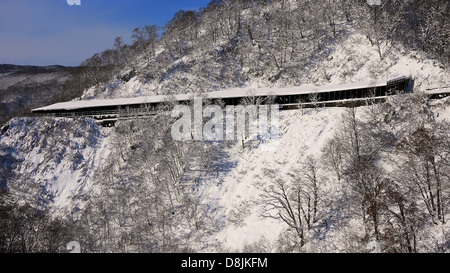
[260,92,450,252]
[75,0,449,97]
[1,0,449,253]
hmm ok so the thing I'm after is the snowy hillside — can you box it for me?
[0,117,109,212]
[2,94,449,252]
[81,32,450,102]
[309,34,450,91]
[203,107,346,251]
[201,96,450,252]
[1,0,449,253]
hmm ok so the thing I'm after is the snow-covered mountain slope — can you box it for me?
[198,96,450,252]
[0,65,72,90]
[2,9,450,251]
[199,107,346,251]
[81,33,450,101]
[2,93,449,252]
[0,117,110,212]
[184,94,450,252]
[309,34,450,91]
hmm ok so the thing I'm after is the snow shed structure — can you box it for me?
[32,76,412,126]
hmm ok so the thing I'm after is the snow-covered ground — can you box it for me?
[308,33,450,91]
[0,117,111,213]
[198,96,450,252]
[2,25,449,252]
[3,94,449,251]
[78,33,450,102]
[198,107,346,251]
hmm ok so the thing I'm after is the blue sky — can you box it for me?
[0,0,210,66]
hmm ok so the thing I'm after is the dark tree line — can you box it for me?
[0,188,75,253]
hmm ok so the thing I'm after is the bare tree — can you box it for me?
[308,92,321,108]
[346,157,388,241]
[396,126,448,224]
[321,138,344,182]
[114,37,129,64]
[261,176,307,248]
[261,156,324,248]
[383,178,421,253]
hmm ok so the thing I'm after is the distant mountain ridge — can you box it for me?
[0,64,80,126]
[0,64,75,75]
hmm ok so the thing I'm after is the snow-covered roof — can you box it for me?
[32,78,390,112]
